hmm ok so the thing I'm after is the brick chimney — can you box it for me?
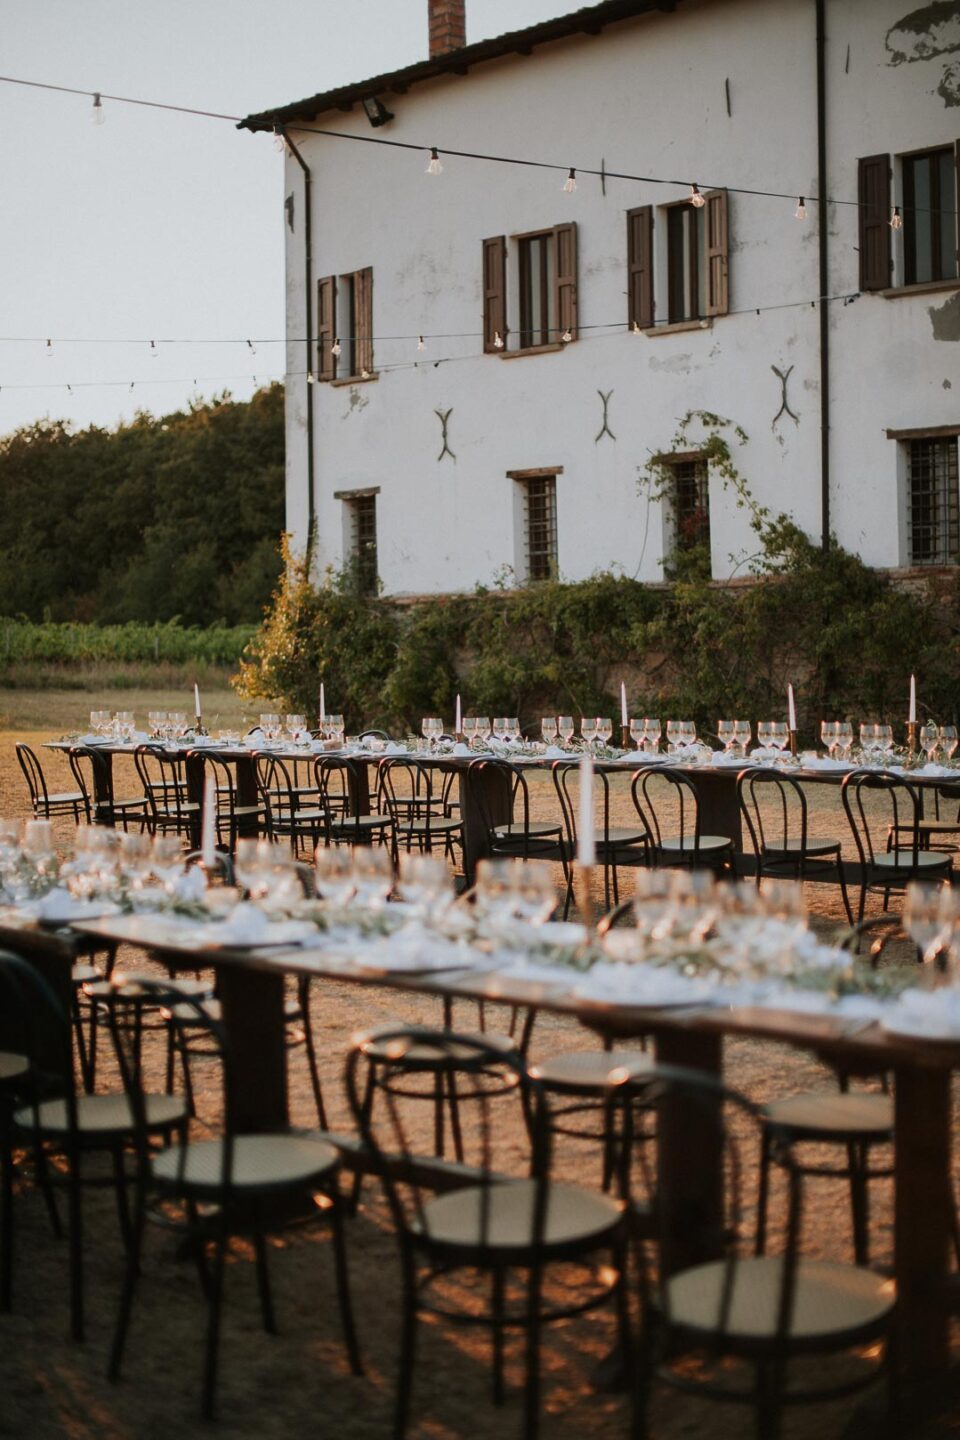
[428,0,466,57]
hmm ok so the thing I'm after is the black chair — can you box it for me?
[738,767,852,924]
[254,753,327,858]
[346,1026,629,1438]
[613,1064,897,1438]
[552,761,650,914]
[841,768,952,922]
[133,745,199,843]
[68,745,149,831]
[630,767,734,875]
[377,758,463,865]
[106,978,361,1419]
[15,742,85,822]
[313,754,393,848]
[191,751,266,852]
[466,757,568,880]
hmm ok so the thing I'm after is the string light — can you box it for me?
[631,321,642,335]
[794,196,806,220]
[890,205,903,230]
[689,183,705,208]
[331,337,342,357]
[561,328,573,343]
[45,338,53,358]
[273,127,286,154]
[563,167,577,194]
[417,335,425,351]
[492,331,504,349]
[246,339,256,354]
[425,147,443,176]
[306,370,315,384]
[360,367,371,379]
[91,91,104,126]
[149,340,159,358]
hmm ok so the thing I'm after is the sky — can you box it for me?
[0,0,563,438]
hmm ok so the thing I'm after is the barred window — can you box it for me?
[907,437,960,565]
[520,474,558,582]
[669,456,711,552]
[341,492,378,594]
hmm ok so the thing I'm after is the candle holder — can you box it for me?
[455,731,464,745]
[907,721,918,756]
[788,730,797,757]
[621,724,632,749]
[194,716,207,737]
[576,862,596,932]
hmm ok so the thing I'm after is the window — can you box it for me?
[482,224,577,353]
[906,436,959,565]
[336,488,379,593]
[509,469,560,581]
[859,145,960,291]
[317,268,373,380]
[627,192,728,330]
[663,454,711,552]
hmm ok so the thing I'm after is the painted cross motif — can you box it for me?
[771,365,799,428]
[595,389,616,444]
[435,407,455,462]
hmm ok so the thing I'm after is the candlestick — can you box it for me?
[620,681,628,728]
[578,752,596,866]
[622,723,632,749]
[194,682,202,725]
[455,693,462,739]
[907,720,918,755]
[909,674,916,724]
[201,772,216,872]
[787,683,796,734]
[789,730,797,757]
[576,862,596,932]
[319,681,326,727]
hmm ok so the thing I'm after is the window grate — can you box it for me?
[523,476,558,581]
[348,494,378,594]
[908,438,959,565]
[671,458,711,551]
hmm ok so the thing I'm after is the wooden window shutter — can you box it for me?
[956,140,960,267]
[704,189,729,316]
[627,207,654,329]
[317,275,336,380]
[482,236,507,352]
[355,267,374,374]
[858,154,891,291]
[553,221,578,340]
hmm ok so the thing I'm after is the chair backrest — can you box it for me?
[551,760,615,851]
[253,752,301,834]
[612,1064,805,1345]
[839,912,919,966]
[466,756,523,840]
[15,742,49,812]
[313,755,357,818]
[841,768,925,870]
[67,746,109,824]
[631,768,701,854]
[737,767,810,858]
[192,751,244,839]
[377,758,439,829]
[345,1025,551,1249]
[134,745,193,834]
[0,948,75,1127]
[358,729,390,742]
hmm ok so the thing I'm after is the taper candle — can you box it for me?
[909,674,916,724]
[787,683,796,733]
[201,773,216,871]
[578,752,596,866]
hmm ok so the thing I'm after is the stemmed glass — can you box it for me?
[421,716,443,750]
[462,716,477,747]
[505,717,521,745]
[286,713,306,742]
[821,720,839,757]
[580,716,598,748]
[351,847,394,910]
[665,720,682,753]
[541,716,558,746]
[836,721,853,761]
[234,838,276,899]
[557,716,574,747]
[327,714,345,747]
[596,717,613,748]
[940,725,958,760]
[629,717,644,750]
[921,721,940,764]
[116,710,135,741]
[315,847,356,909]
[151,835,185,897]
[717,720,735,755]
[876,723,894,758]
[511,862,557,925]
[757,721,774,752]
[734,719,752,755]
[397,853,450,920]
[147,711,166,740]
[474,858,519,934]
[679,720,697,750]
[770,721,789,754]
[631,868,675,950]
[642,718,662,754]
[904,881,951,966]
[859,722,878,761]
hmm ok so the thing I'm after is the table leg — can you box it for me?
[216,964,288,1131]
[894,1063,952,1375]
[458,764,512,887]
[685,770,742,849]
[654,1028,724,1274]
[184,752,206,849]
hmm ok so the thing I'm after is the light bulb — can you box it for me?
[360,368,370,380]
[307,370,316,384]
[92,92,104,126]
[247,339,257,355]
[417,335,425,352]
[45,339,53,359]
[631,320,642,335]
[561,328,573,343]
[794,196,807,220]
[129,382,135,392]
[890,205,902,231]
[493,331,504,350]
[426,147,443,176]
[689,183,705,208]
[149,340,159,359]
[273,129,286,154]
[331,337,342,357]
[563,167,577,194]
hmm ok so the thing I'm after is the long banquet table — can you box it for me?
[5,906,948,1384]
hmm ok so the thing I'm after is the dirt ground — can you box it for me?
[1,696,959,1439]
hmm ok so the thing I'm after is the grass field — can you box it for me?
[0,686,255,735]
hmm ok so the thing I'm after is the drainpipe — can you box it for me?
[816,0,830,552]
[283,129,316,552]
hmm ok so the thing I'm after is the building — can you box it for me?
[241,0,960,595]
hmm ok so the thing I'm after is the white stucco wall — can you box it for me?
[277,0,960,593]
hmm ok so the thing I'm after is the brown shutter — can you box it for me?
[704,189,729,316]
[482,236,507,352]
[956,140,960,270]
[317,275,336,380]
[627,206,654,330]
[858,154,891,291]
[354,267,374,374]
[553,221,578,340]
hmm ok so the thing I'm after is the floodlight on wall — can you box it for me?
[426,147,443,175]
[362,95,394,128]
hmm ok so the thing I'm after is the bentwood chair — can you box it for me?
[466,757,569,879]
[552,761,650,914]
[15,742,86,822]
[841,768,953,922]
[1,951,188,1341]
[313,755,394,848]
[738,767,852,923]
[68,745,149,831]
[630,768,734,875]
[107,978,361,1419]
[254,753,327,858]
[190,751,266,852]
[612,1065,898,1439]
[377,758,463,865]
[133,745,199,844]
[346,1026,629,1439]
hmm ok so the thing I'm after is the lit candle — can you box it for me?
[578,752,596,866]
[455,693,462,735]
[201,772,216,872]
[909,674,916,723]
[319,681,325,725]
[194,683,201,724]
[620,681,628,728]
[787,683,797,733]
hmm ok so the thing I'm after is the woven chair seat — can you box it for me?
[765,1092,893,1137]
[416,1178,623,1251]
[871,849,950,870]
[152,1134,338,1194]
[362,1028,516,1067]
[0,1051,29,1083]
[530,1048,653,1094]
[659,834,731,853]
[15,1092,186,1136]
[667,1257,895,1342]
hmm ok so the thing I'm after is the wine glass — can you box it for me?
[579,716,596,748]
[351,847,394,910]
[315,847,355,908]
[921,721,940,764]
[557,716,574,747]
[511,862,556,925]
[629,717,644,750]
[327,714,345,747]
[462,716,477,747]
[286,713,306,740]
[757,721,774,752]
[904,881,949,964]
[397,853,450,919]
[939,725,958,760]
[116,710,135,741]
[642,718,662,754]
[665,720,682,753]
[734,719,752,754]
[541,716,558,744]
[717,720,735,754]
[474,858,518,933]
[770,720,789,753]
[596,717,613,747]
[151,834,185,896]
[679,720,697,749]
[820,720,839,757]
[505,717,521,745]
[491,717,507,745]
[877,723,894,758]
[859,722,877,760]
[234,837,275,898]
[836,721,854,760]
[475,716,492,744]
[147,710,166,739]
[631,868,675,949]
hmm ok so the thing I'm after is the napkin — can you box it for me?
[357,924,468,972]
[544,745,567,759]
[883,987,960,1040]
[918,763,956,779]
[37,888,119,922]
[452,742,472,757]
[574,962,715,1007]
[384,742,408,755]
[209,902,270,944]
[173,868,207,903]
